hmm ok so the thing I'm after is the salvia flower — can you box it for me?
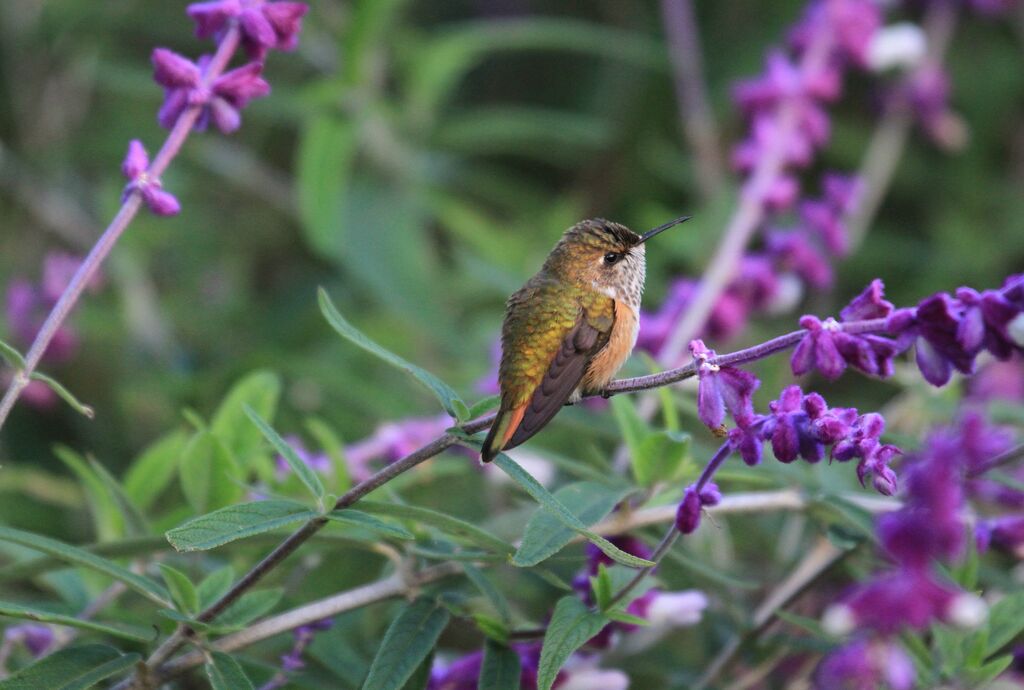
[187,0,309,59]
[814,637,915,690]
[690,339,759,430]
[675,482,721,534]
[152,48,270,133]
[428,643,547,690]
[3,623,55,658]
[761,385,826,462]
[345,415,453,481]
[121,140,181,216]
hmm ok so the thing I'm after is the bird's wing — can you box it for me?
[481,282,615,461]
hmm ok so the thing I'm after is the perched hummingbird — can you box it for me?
[480,215,690,462]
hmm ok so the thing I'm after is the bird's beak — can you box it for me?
[639,215,691,243]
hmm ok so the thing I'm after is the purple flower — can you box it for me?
[761,385,825,462]
[831,413,902,494]
[187,0,309,59]
[766,230,833,289]
[3,624,55,658]
[675,487,703,534]
[428,643,549,690]
[814,638,914,690]
[728,424,764,466]
[978,516,1024,557]
[152,49,270,133]
[120,140,181,216]
[690,339,759,430]
[345,415,453,481]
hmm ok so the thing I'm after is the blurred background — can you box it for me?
[0,1,1023,686]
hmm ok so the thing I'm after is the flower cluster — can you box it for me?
[815,415,997,689]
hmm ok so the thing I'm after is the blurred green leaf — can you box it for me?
[123,430,188,512]
[467,395,501,419]
[86,458,149,537]
[245,405,325,503]
[297,115,358,259]
[513,481,629,567]
[29,372,94,419]
[158,563,199,615]
[165,500,316,552]
[436,107,611,162]
[363,597,450,690]
[305,418,352,494]
[0,645,140,690]
[590,563,613,611]
[197,566,236,609]
[400,652,433,690]
[326,509,414,540]
[537,596,609,690]
[463,563,512,623]
[984,591,1024,657]
[179,431,244,515]
[53,446,124,541]
[359,500,514,555]
[210,370,282,470]
[0,338,26,368]
[479,640,521,690]
[0,527,170,607]
[319,288,464,419]
[610,397,690,486]
[0,602,148,642]
[205,651,255,690]
[214,588,283,628]
[492,454,653,568]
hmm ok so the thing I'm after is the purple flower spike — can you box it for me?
[152,48,202,87]
[690,339,759,430]
[728,425,763,466]
[792,316,846,380]
[188,1,308,59]
[840,279,893,322]
[761,385,825,463]
[120,140,181,217]
[675,487,702,534]
[814,638,914,690]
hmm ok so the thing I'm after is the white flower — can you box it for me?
[559,667,630,690]
[646,590,708,627]
[867,23,927,71]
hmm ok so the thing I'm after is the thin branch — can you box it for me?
[0,26,243,431]
[967,440,1024,478]
[660,0,725,199]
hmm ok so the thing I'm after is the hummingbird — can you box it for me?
[480,215,690,462]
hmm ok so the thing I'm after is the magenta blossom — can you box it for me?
[121,140,181,216]
[152,48,270,133]
[187,0,309,59]
[690,339,759,430]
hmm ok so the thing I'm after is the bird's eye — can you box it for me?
[603,252,620,265]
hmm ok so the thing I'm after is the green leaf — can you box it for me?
[609,397,689,486]
[363,597,450,690]
[297,115,358,259]
[0,337,26,368]
[492,454,654,568]
[306,417,351,493]
[605,609,649,626]
[0,602,148,642]
[513,481,629,567]
[53,446,124,541]
[400,652,433,690]
[179,431,244,515]
[985,591,1024,656]
[463,563,512,623]
[245,406,325,503]
[214,588,283,628]
[0,645,140,690]
[85,458,149,537]
[537,596,609,690]
[326,509,413,540]
[467,395,501,419]
[933,624,966,678]
[124,430,188,511]
[158,564,199,615]
[210,370,281,469]
[479,640,521,690]
[319,288,465,420]
[658,541,760,590]
[165,500,316,552]
[969,654,1013,687]
[205,651,255,690]
[590,563,613,611]
[359,501,514,555]
[197,566,235,609]
[29,372,93,419]
[0,527,169,607]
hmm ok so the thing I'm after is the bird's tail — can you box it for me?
[480,403,525,463]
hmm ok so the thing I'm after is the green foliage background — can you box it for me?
[0,1,1022,688]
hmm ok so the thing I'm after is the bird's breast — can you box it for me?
[581,300,639,393]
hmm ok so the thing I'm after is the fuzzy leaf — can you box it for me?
[537,596,609,690]
[205,651,255,690]
[0,602,148,642]
[513,481,629,567]
[179,431,244,514]
[359,501,514,555]
[319,288,465,420]
[158,564,199,615]
[0,527,169,607]
[30,372,93,418]
[326,509,414,540]
[210,370,281,469]
[245,405,325,502]
[363,597,450,690]
[0,645,140,690]
[479,640,521,690]
[123,430,188,511]
[492,454,654,568]
[165,500,316,552]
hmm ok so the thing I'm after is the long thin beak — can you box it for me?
[639,215,691,243]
